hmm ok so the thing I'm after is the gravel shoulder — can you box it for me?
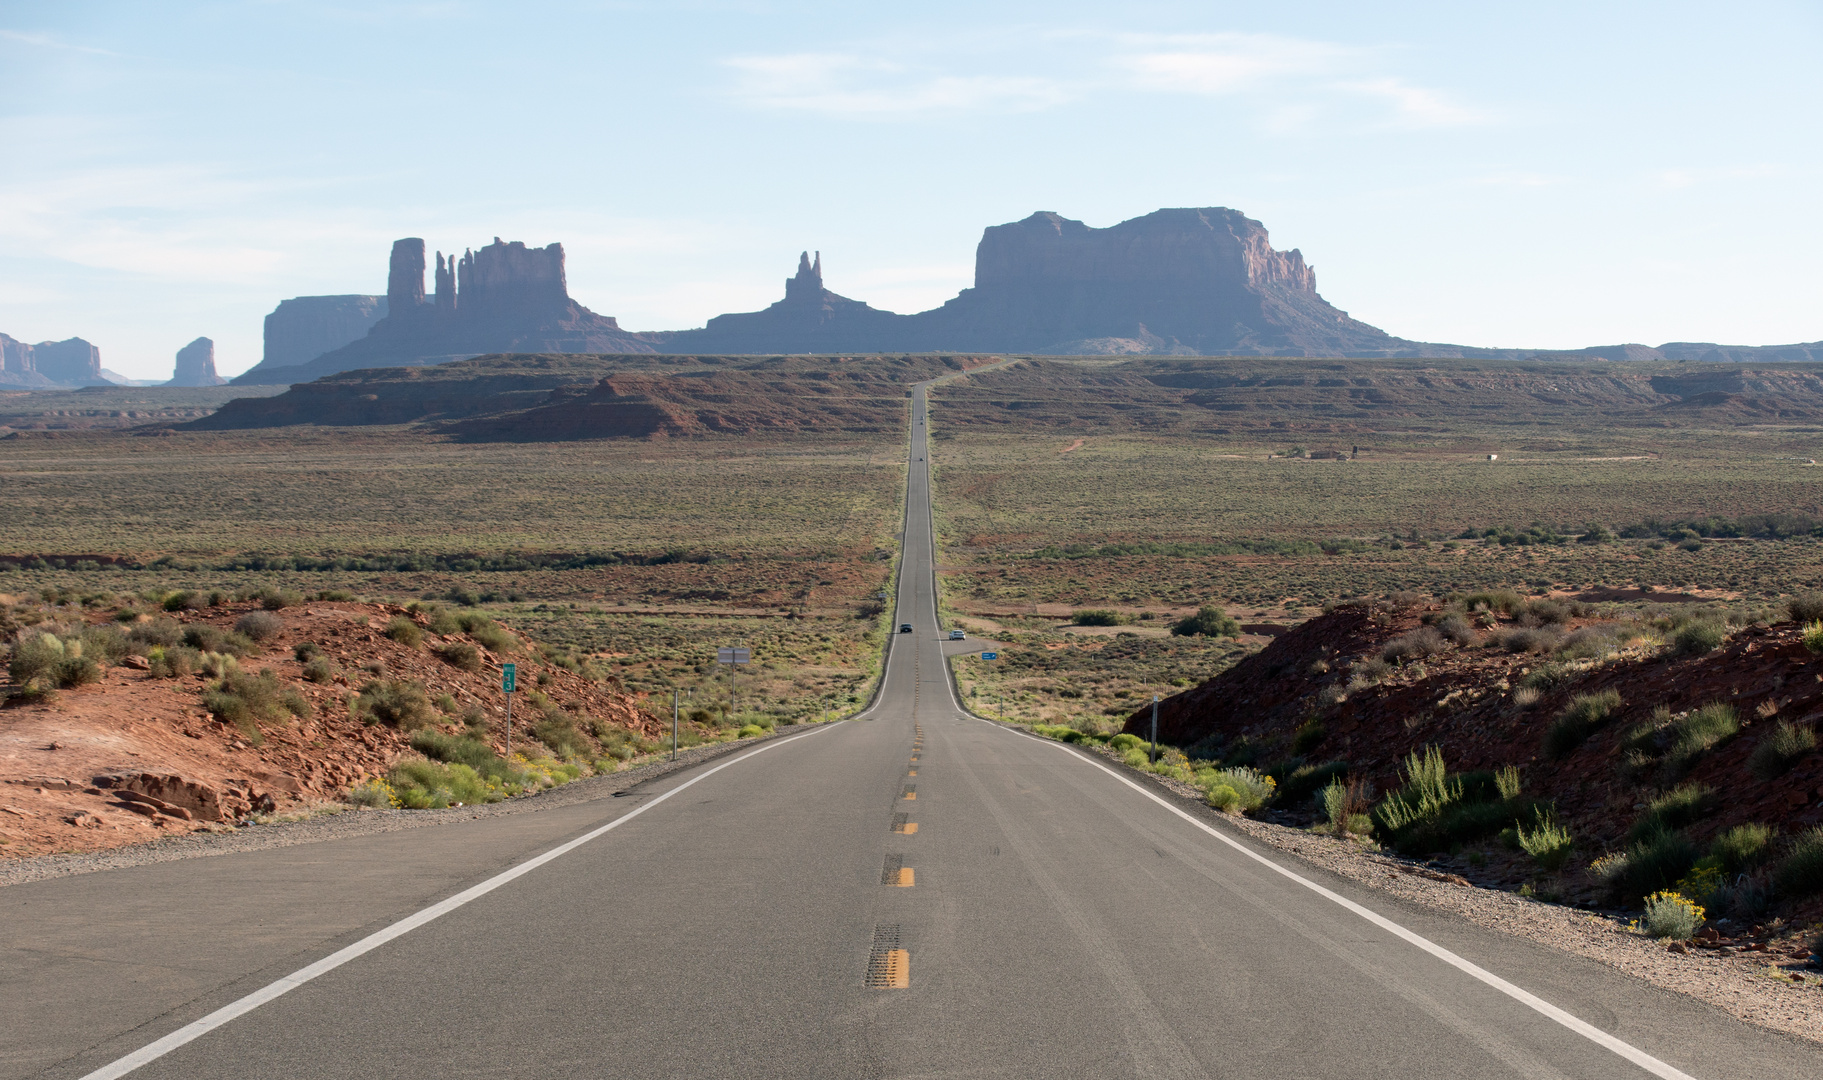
[0,726,811,889]
[1031,725,1823,1046]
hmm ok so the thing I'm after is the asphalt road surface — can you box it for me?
[3,383,1817,1078]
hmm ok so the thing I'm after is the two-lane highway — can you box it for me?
[2,382,1817,1078]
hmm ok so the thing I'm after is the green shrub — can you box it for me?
[1516,810,1574,871]
[1543,690,1622,759]
[7,633,101,691]
[435,641,483,673]
[470,623,515,653]
[129,618,184,649]
[1375,746,1462,832]
[737,723,765,738]
[234,611,285,642]
[425,607,463,635]
[1617,828,1701,901]
[387,759,499,808]
[199,651,239,678]
[1291,720,1327,756]
[1204,767,1275,812]
[148,644,202,678]
[1749,721,1817,779]
[1802,621,1823,654]
[1786,593,1823,624]
[355,679,438,730]
[1494,765,1522,800]
[409,729,523,791]
[162,590,201,612]
[1626,784,1716,845]
[1107,732,1145,752]
[1664,702,1739,773]
[293,641,322,662]
[202,667,310,744]
[1710,823,1776,873]
[1381,627,1444,663]
[301,656,336,684]
[182,625,257,658]
[1073,609,1126,626]
[257,587,304,611]
[1775,827,1823,897]
[1672,621,1725,656]
[1170,605,1240,638]
[347,778,399,808]
[1461,590,1522,615]
[1642,891,1705,939]
[1521,662,1574,691]
[383,616,423,647]
[1275,759,1348,806]
[532,716,590,758]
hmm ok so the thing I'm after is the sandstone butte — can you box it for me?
[234,207,1823,387]
[0,600,663,860]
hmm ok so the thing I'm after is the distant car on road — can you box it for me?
[949,629,967,640]
[900,624,914,633]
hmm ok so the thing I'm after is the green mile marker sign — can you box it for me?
[502,663,516,693]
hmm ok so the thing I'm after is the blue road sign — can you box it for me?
[502,663,516,693]
[980,651,998,660]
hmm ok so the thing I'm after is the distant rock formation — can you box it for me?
[656,208,1407,357]
[169,337,227,386]
[233,237,657,384]
[251,295,388,379]
[661,251,911,354]
[0,334,104,386]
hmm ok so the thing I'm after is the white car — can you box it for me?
[948,629,967,640]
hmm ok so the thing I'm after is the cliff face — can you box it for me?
[2,337,105,385]
[903,208,1395,355]
[258,295,388,374]
[169,337,227,386]
[652,208,1408,357]
[233,237,658,384]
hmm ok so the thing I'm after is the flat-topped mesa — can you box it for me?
[973,208,1315,293]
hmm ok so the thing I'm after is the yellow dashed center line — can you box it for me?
[893,822,918,835]
[908,768,917,776]
[903,792,916,800]
[892,867,915,887]
[883,949,910,987]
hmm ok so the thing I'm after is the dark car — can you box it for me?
[900,624,914,633]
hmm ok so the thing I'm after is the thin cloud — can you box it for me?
[1341,77,1485,128]
[1112,32,1355,94]
[0,28,116,55]
[725,53,1070,116]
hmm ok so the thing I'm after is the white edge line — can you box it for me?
[78,724,840,1080]
[973,719,1701,1080]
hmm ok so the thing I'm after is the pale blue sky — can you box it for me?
[2,1,1819,379]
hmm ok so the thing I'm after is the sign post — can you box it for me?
[502,663,517,758]
[672,688,679,761]
[1150,694,1159,764]
[717,646,751,721]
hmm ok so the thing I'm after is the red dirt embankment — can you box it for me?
[1129,601,1823,863]
[0,602,661,860]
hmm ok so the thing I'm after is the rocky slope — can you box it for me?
[0,597,664,860]
[1125,595,1823,921]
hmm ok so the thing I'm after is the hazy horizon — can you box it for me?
[2,1,1819,380]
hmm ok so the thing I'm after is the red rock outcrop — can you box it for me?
[234,236,659,384]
